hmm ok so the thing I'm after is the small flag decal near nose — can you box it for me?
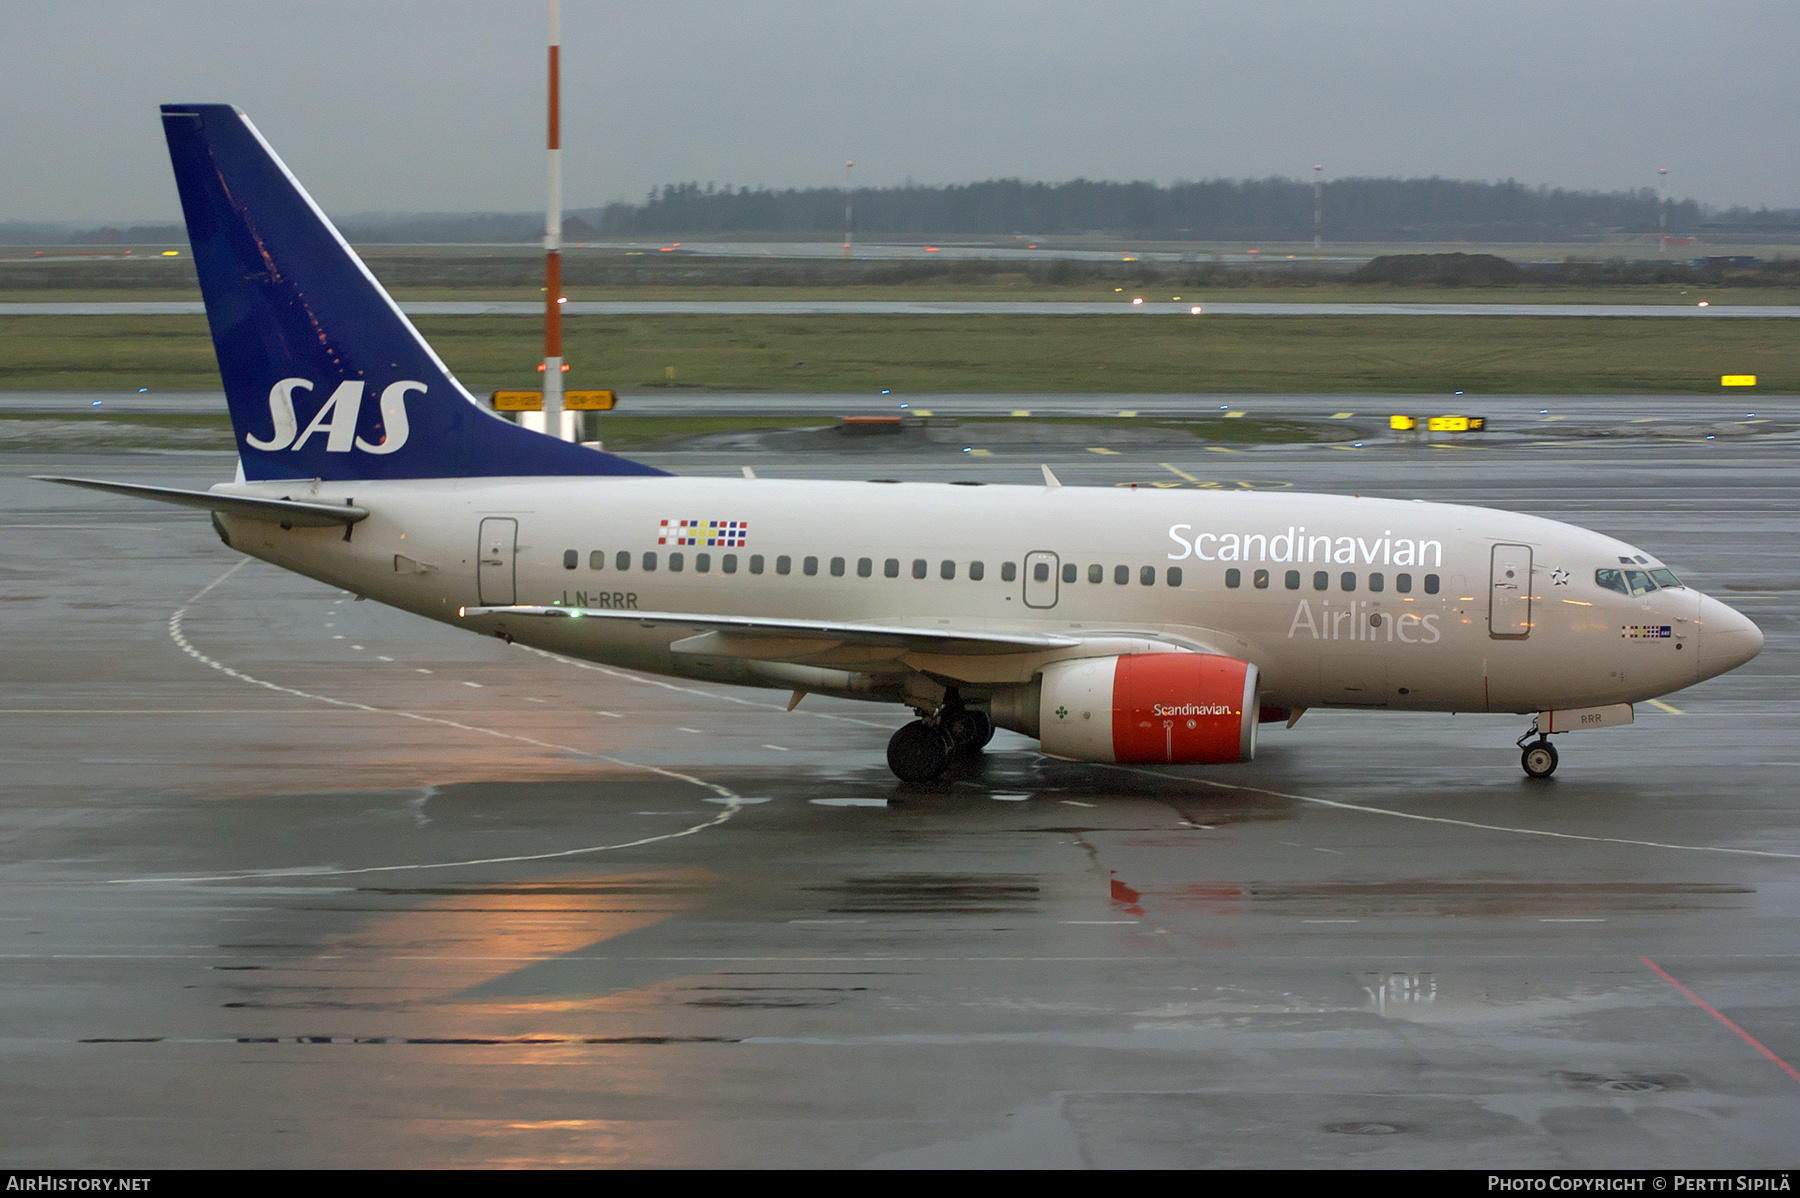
[658,519,747,547]
[1622,625,1673,639]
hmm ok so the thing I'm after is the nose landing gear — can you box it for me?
[1516,720,1560,779]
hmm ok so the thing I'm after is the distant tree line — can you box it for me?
[4,176,1797,246]
[581,177,1798,242]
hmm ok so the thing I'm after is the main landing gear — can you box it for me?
[1516,720,1560,779]
[886,691,994,784]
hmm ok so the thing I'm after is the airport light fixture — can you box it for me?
[1313,165,1323,261]
[1657,166,1669,256]
[843,160,854,259]
[540,0,570,440]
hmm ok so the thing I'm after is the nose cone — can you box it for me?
[1697,593,1764,681]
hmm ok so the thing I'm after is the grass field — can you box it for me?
[0,313,1792,393]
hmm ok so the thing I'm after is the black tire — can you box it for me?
[888,720,951,784]
[945,709,995,755]
[1521,740,1559,779]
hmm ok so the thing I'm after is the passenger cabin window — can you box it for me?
[563,550,578,570]
[1368,572,1384,592]
[695,553,710,573]
[885,558,900,578]
[1032,561,1050,583]
[723,554,738,574]
[1001,562,1017,582]
[1166,567,1182,587]
[970,561,985,582]
[1313,571,1329,591]
[1253,569,1269,589]
[1062,563,1077,584]
[669,552,684,572]
[776,555,791,575]
[1423,574,1440,594]
[616,551,631,571]
[857,557,872,578]
[1087,564,1103,584]
[830,556,845,577]
[1396,573,1412,593]
[913,559,929,580]
[1341,572,1356,591]
[749,554,764,575]
[943,561,957,581]
[589,551,605,571]
[1286,570,1301,590]
[1225,568,1241,589]
[642,552,657,572]
[1113,565,1129,585]
[1139,566,1155,586]
[803,556,818,576]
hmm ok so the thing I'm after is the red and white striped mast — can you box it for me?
[541,0,568,438]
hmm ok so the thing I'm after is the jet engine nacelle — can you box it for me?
[1037,653,1260,765]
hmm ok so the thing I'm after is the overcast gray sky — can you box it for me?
[4,0,1795,224]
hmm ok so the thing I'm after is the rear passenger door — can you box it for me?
[478,517,518,606]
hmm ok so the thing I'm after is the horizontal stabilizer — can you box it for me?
[35,476,367,527]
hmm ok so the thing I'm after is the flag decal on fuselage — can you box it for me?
[657,519,748,547]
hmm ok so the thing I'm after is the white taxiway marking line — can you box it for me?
[1112,764,1800,861]
[1542,918,1607,923]
[763,744,789,751]
[107,562,748,886]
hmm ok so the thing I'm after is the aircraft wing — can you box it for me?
[460,604,1083,659]
[35,476,368,528]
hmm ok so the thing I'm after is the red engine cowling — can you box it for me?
[1037,653,1260,764]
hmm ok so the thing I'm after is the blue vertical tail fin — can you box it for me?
[160,103,664,481]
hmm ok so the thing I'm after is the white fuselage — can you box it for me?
[213,475,1761,716]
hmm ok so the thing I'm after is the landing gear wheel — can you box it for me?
[944,709,995,755]
[1521,739,1559,779]
[888,720,951,784]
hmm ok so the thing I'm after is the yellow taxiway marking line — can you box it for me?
[912,408,933,416]
[1117,409,1138,417]
[1330,411,1354,419]
[1206,446,1242,453]
[1541,415,1567,421]
[968,448,993,456]
[1010,409,1031,417]
[1087,447,1120,455]
[1159,463,1199,482]
[1327,444,1366,451]
[1429,442,1474,450]
[1223,410,1245,418]
[1647,698,1685,715]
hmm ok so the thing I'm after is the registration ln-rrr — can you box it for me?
[42,105,1765,783]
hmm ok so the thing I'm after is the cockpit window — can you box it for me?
[1598,567,1665,596]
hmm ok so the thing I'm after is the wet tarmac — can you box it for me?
[2,428,1796,1168]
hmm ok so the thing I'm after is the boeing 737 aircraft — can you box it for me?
[42,105,1764,783]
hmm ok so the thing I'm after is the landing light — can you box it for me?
[1132,297,1144,305]
[1698,301,1709,307]
[1191,306,1202,314]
